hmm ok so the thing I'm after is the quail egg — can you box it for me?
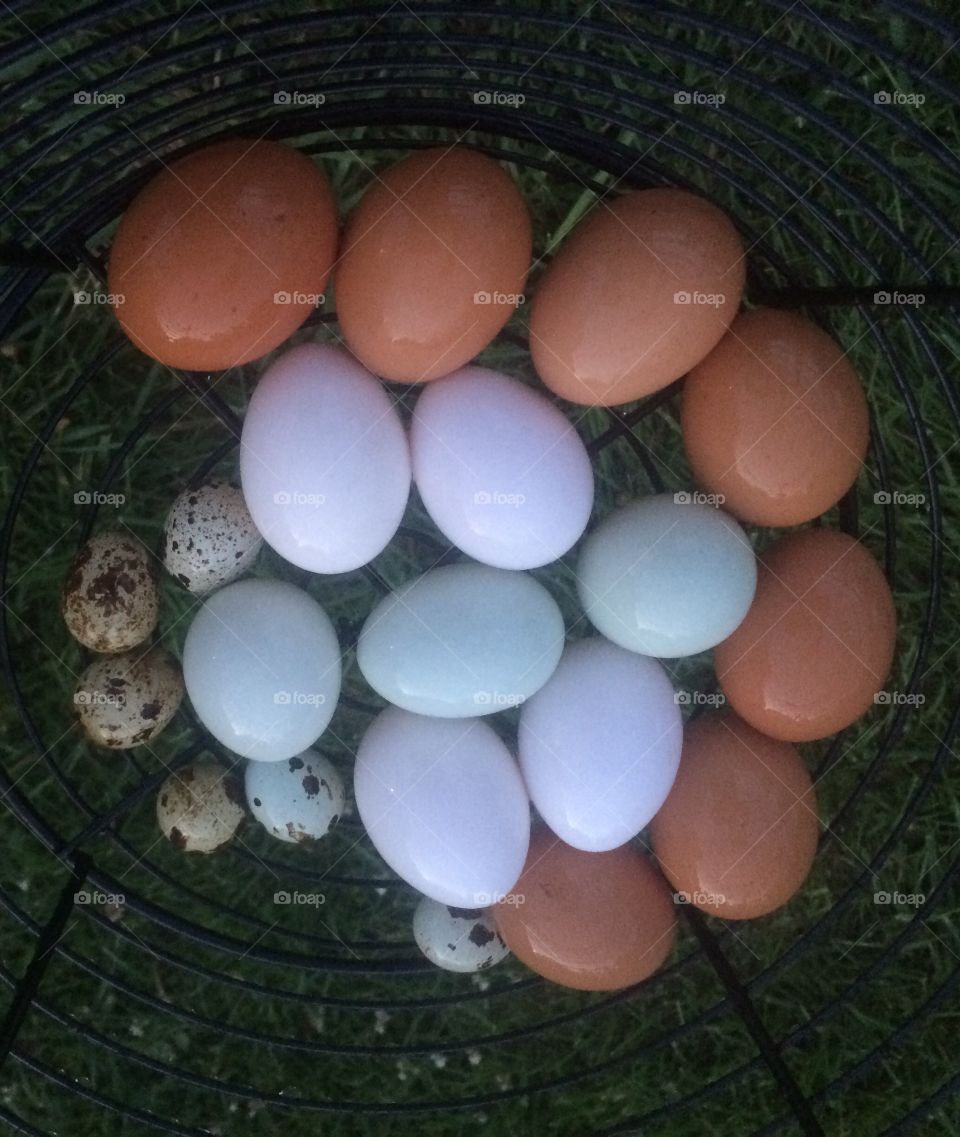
[156,759,245,853]
[413,896,510,973]
[245,749,344,843]
[162,480,263,594]
[74,647,183,749]
[63,530,158,652]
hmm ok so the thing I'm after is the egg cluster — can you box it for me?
[64,139,897,992]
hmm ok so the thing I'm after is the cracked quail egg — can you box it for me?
[74,647,184,749]
[413,896,510,973]
[162,479,263,594]
[157,759,245,853]
[62,530,158,652]
[245,749,344,843]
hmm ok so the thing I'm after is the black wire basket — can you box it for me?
[1,4,958,1136]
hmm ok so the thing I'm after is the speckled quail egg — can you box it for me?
[156,759,245,853]
[245,749,344,843]
[62,530,159,652]
[412,896,510,973]
[74,647,184,749]
[162,479,263,594]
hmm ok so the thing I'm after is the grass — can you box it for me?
[1,3,959,1136]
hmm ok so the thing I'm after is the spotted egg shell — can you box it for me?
[62,531,159,652]
[157,760,246,853]
[162,480,263,594]
[74,647,184,749]
[413,896,510,973]
[245,749,345,843]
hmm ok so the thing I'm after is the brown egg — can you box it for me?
[715,529,896,741]
[335,147,531,382]
[529,188,744,406]
[108,140,337,371]
[682,309,869,526]
[494,827,677,991]
[649,711,818,919]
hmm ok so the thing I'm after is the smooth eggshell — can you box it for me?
[518,638,682,851]
[577,494,756,657]
[354,708,530,908]
[357,563,565,718]
[494,828,677,991]
[74,647,184,750]
[412,897,510,973]
[530,188,745,406]
[162,479,263,594]
[682,309,869,526]
[410,365,594,568]
[108,140,337,371]
[182,579,341,761]
[649,711,819,918]
[245,749,344,843]
[336,147,532,382]
[715,529,896,741]
[240,343,411,574]
[157,760,246,854]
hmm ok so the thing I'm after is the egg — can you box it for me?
[354,707,530,908]
[62,530,159,653]
[240,343,410,574]
[530,188,745,406]
[518,638,682,851]
[682,309,870,526]
[410,365,594,569]
[715,529,896,741]
[494,827,677,991]
[577,495,756,657]
[162,479,263,594]
[245,749,344,843]
[357,563,565,718]
[650,711,818,919]
[182,578,341,761]
[108,139,337,371]
[157,759,246,853]
[412,897,510,973]
[73,647,184,749]
[335,147,532,382]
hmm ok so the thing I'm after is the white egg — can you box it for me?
[245,749,344,843]
[240,342,411,574]
[412,896,510,973]
[182,578,341,761]
[162,479,262,594]
[577,494,756,657]
[518,637,682,852]
[411,365,594,569]
[354,707,530,908]
[357,563,565,718]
